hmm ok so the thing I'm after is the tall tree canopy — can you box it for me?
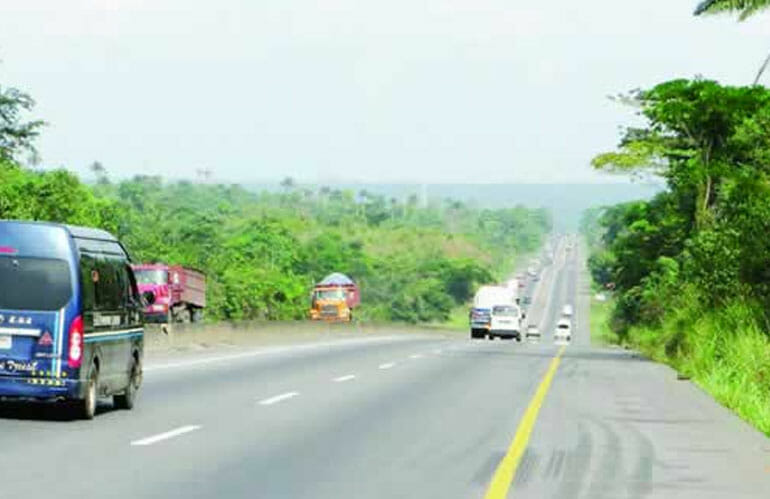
[0,84,44,162]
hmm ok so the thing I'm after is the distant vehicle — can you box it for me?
[504,278,519,291]
[488,304,523,341]
[470,285,516,339]
[526,324,540,339]
[555,318,572,342]
[562,304,574,317]
[522,296,532,305]
[132,264,206,323]
[0,221,146,419]
[310,273,360,322]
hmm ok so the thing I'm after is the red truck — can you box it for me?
[309,273,360,322]
[131,264,206,323]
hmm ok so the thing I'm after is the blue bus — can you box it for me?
[0,221,148,419]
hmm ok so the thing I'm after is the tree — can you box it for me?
[694,1,770,83]
[0,84,45,161]
[593,79,770,229]
[694,0,770,19]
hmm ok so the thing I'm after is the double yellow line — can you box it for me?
[484,346,566,499]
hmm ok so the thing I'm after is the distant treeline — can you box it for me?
[0,82,551,324]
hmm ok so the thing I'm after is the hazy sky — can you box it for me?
[0,1,768,183]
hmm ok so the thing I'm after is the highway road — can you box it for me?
[0,239,769,498]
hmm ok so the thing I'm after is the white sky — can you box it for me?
[0,0,768,183]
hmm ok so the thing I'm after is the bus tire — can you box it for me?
[74,365,98,420]
[114,358,139,410]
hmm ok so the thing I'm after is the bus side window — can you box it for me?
[79,254,96,313]
[93,257,120,311]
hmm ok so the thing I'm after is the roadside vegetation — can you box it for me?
[0,81,550,325]
[580,0,770,435]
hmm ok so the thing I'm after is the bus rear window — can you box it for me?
[0,256,73,311]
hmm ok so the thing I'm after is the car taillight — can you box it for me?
[67,315,84,368]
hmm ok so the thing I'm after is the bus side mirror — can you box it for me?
[142,291,156,305]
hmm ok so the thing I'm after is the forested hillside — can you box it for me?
[0,82,551,324]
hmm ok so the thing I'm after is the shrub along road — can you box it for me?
[0,240,767,498]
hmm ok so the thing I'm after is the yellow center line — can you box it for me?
[484,345,566,499]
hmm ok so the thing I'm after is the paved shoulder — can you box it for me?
[512,345,770,499]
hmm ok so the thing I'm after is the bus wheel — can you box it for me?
[114,360,139,410]
[74,366,98,420]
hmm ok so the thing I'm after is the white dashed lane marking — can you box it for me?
[409,354,424,360]
[259,391,300,406]
[131,425,202,447]
[379,362,395,370]
[333,374,356,383]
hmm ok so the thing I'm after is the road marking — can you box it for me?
[131,425,201,447]
[259,391,300,406]
[433,349,443,354]
[379,362,395,370]
[484,346,566,499]
[333,374,356,383]
[409,354,424,359]
[144,336,411,372]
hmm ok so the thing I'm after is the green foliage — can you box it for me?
[585,78,770,435]
[0,161,550,324]
[0,85,45,162]
[694,0,770,19]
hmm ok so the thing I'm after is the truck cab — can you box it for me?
[132,264,206,323]
[309,273,360,322]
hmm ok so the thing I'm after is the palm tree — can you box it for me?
[694,1,770,84]
[694,0,770,19]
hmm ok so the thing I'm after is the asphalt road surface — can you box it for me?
[1,238,769,498]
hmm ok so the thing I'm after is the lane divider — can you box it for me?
[131,425,201,447]
[484,346,566,499]
[333,374,356,383]
[379,362,395,370]
[259,391,300,406]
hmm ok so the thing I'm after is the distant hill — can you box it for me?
[246,182,663,231]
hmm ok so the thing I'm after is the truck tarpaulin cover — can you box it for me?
[319,273,355,286]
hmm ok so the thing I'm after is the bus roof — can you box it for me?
[0,220,118,242]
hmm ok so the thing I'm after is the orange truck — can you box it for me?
[309,273,360,322]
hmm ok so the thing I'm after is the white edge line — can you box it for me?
[131,425,201,447]
[333,374,356,382]
[379,362,395,370]
[259,391,300,406]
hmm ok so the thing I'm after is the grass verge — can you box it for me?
[589,294,617,345]
[628,297,770,436]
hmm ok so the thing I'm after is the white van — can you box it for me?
[489,304,523,341]
[562,304,573,317]
[555,318,572,343]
